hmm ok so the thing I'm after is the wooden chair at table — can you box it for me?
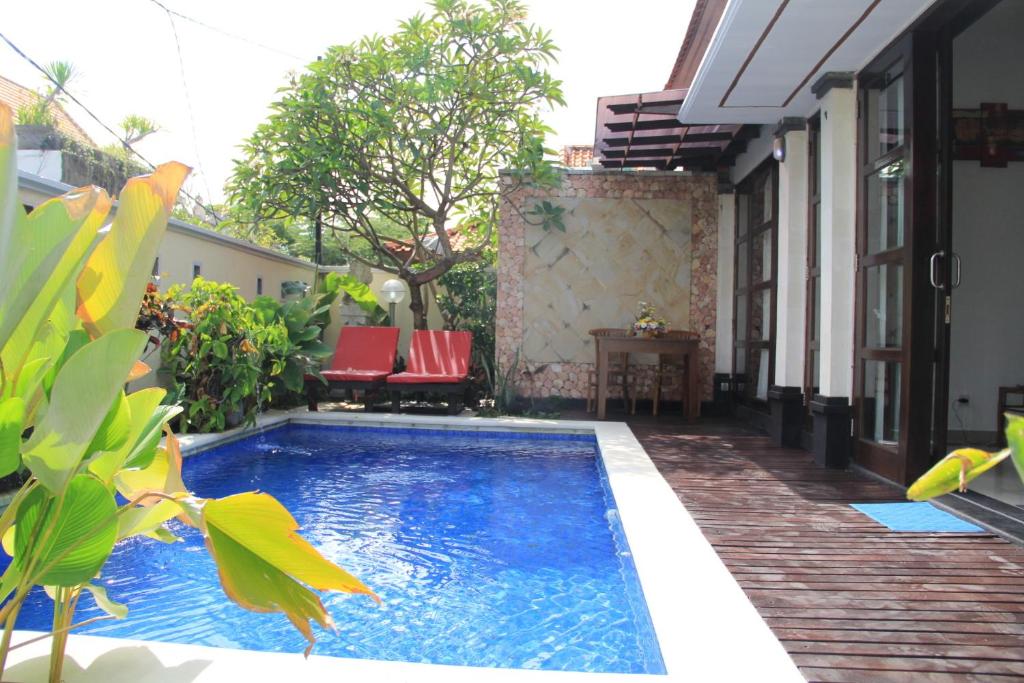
[650,330,700,417]
[586,328,638,415]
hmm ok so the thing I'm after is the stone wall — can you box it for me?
[497,169,719,402]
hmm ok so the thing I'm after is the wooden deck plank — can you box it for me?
[627,420,1024,682]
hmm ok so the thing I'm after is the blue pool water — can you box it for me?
[10,424,665,674]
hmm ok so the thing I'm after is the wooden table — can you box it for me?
[593,333,700,420]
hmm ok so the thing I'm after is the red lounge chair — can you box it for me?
[387,330,472,414]
[306,325,400,412]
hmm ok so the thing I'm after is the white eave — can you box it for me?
[678,0,936,125]
[17,169,316,270]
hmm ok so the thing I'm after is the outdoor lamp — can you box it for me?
[382,279,406,326]
[771,134,786,162]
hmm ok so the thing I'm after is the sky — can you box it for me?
[1,0,695,204]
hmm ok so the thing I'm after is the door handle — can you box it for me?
[951,253,961,289]
[929,251,945,290]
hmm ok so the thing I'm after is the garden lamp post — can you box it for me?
[382,279,406,326]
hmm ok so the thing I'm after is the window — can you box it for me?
[804,115,822,426]
[192,262,201,279]
[256,277,263,295]
[733,160,778,408]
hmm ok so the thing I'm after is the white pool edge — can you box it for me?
[7,409,803,682]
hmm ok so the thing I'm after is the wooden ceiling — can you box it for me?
[593,89,754,171]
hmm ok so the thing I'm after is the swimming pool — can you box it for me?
[11,423,663,673]
[6,412,803,682]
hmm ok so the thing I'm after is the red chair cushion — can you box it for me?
[321,369,390,382]
[328,326,400,374]
[387,372,466,385]
[405,330,472,377]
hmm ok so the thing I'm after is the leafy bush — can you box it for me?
[0,104,371,682]
[160,279,283,432]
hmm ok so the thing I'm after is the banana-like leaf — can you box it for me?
[89,388,168,483]
[202,492,377,655]
[114,428,187,506]
[76,162,190,338]
[85,391,133,458]
[21,329,148,492]
[14,474,118,586]
[907,447,1011,501]
[83,583,128,619]
[117,499,181,541]
[0,397,25,478]
[0,562,20,604]
[324,272,380,314]
[0,105,16,292]
[0,185,110,380]
[1007,414,1024,483]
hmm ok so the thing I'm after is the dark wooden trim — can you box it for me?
[804,114,822,430]
[306,378,388,412]
[810,71,854,99]
[720,0,792,107]
[388,381,469,415]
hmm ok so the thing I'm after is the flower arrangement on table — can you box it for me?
[631,301,668,338]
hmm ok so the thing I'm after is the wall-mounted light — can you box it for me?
[772,135,786,162]
[772,117,807,164]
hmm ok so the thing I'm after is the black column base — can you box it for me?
[767,386,803,448]
[709,373,734,417]
[810,394,851,469]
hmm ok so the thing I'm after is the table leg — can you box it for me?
[597,343,608,420]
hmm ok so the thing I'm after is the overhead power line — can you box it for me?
[0,30,222,221]
[145,0,303,61]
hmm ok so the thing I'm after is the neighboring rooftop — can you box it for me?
[561,144,594,168]
[0,74,95,147]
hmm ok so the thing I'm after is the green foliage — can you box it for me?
[0,105,371,680]
[160,279,281,432]
[325,272,381,315]
[525,200,566,232]
[228,0,565,327]
[907,414,1024,501]
[437,262,496,371]
[15,97,56,127]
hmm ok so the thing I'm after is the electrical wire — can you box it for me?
[0,30,221,220]
[145,0,303,61]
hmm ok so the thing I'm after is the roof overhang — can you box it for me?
[677,0,936,125]
[593,89,751,170]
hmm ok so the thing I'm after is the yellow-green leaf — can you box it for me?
[88,387,168,484]
[83,583,128,619]
[907,447,1010,501]
[114,429,187,506]
[202,492,377,655]
[0,397,25,478]
[85,391,132,459]
[76,162,189,338]
[117,499,180,541]
[14,474,118,586]
[1006,414,1024,483]
[21,329,148,492]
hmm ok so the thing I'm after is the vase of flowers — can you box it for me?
[632,301,668,338]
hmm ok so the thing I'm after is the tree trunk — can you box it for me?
[406,279,428,330]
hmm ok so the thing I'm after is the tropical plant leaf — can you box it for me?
[202,492,377,655]
[1006,414,1024,483]
[325,272,379,314]
[114,427,187,506]
[76,162,189,338]
[907,447,1011,501]
[88,388,168,483]
[85,391,132,458]
[0,397,25,478]
[14,474,118,586]
[21,329,148,492]
[83,582,128,619]
[117,499,181,541]
[0,562,20,604]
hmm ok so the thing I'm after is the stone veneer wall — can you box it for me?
[496,169,719,402]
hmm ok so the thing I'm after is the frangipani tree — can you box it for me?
[0,104,374,682]
[229,0,565,328]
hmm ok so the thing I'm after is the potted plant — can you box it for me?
[632,301,668,338]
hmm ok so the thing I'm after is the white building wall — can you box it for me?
[817,87,857,399]
[16,149,62,182]
[774,129,809,389]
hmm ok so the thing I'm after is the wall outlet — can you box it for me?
[957,395,970,405]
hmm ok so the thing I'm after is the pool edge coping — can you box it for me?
[7,409,803,682]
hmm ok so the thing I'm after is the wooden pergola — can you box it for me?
[593,88,755,171]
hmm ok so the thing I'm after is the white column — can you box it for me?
[818,87,857,398]
[715,193,735,374]
[773,129,808,388]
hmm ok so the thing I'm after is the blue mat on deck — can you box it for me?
[850,502,983,532]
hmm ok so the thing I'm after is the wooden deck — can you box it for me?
[627,418,1024,682]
